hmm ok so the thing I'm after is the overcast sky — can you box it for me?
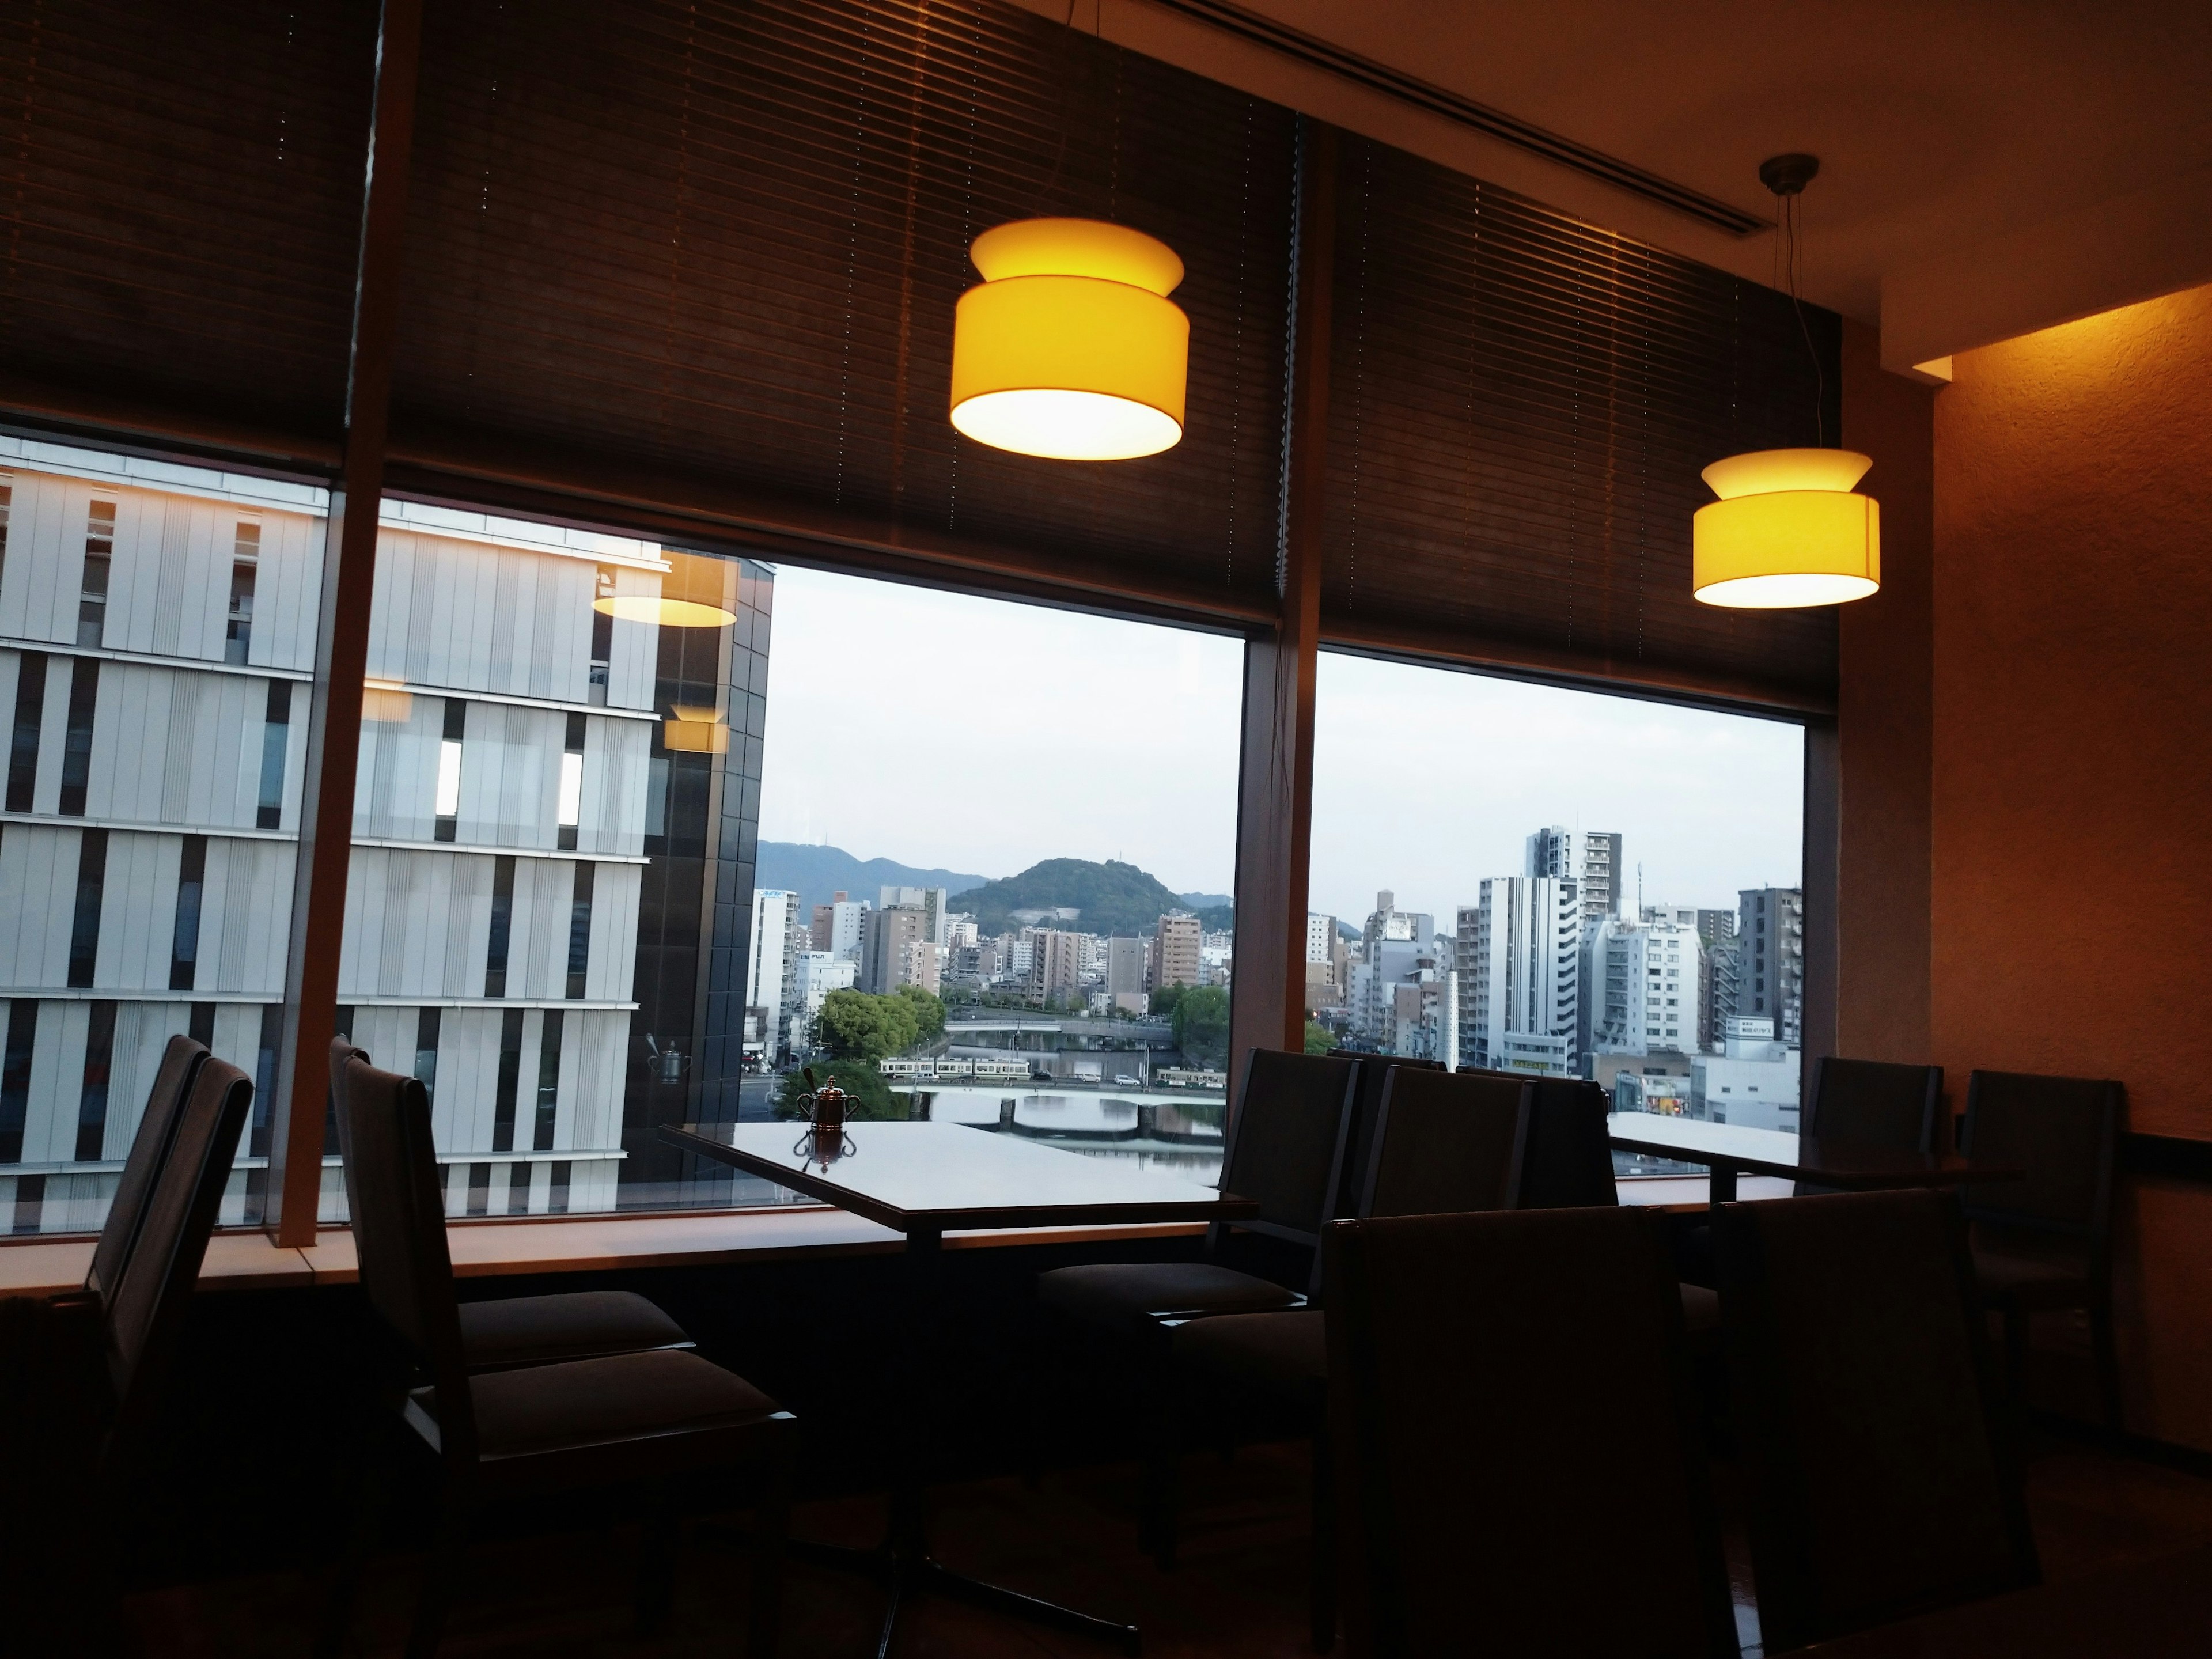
[757,565,1803,921]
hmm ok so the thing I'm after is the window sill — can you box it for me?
[0,1209,1211,1300]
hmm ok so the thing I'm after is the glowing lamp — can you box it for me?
[662,705,729,754]
[949,218,1188,460]
[593,595,736,628]
[1692,448,1880,608]
[362,677,414,724]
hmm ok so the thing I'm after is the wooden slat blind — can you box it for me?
[387,0,1296,613]
[1323,135,1843,704]
[0,0,377,454]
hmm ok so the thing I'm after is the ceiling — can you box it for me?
[1014,0,2212,374]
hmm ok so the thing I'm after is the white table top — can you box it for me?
[665,1119,1257,1234]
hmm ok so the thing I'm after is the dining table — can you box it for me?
[1604,1112,2021,1204]
[1797,1540,2212,1656]
[660,1117,1259,1658]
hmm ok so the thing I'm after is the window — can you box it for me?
[1310,652,1804,1166]
[0,440,321,1233]
[331,509,1241,1217]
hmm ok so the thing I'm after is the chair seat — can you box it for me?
[1172,1309,1326,1404]
[1678,1282,1721,1334]
[1037,1262,1301,1332]
[411,1348,781,1465]
[1975,1249,2092,1310]
[457,1290,691,1370]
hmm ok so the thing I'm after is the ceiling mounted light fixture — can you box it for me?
[1694,154,1880,609]
[593,594,737,628]
[949,218,1188,461]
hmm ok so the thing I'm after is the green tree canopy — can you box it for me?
[815,988,919,1061]
[774,1060,907,1121]
[894,982,946,1043]
[1303,1020,1334,1056]
[1172,984,1231,1069]
[1150,983,1187,1018]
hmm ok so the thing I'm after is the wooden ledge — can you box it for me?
[0,1209,1211,1300]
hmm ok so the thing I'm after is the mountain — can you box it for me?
[754,842,991,923]
[961,858,1229,939]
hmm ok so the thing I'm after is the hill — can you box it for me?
[960,858,1230,938]
[754,842,990,923]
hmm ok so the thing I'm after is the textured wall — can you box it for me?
[1933,282,2212,1448]
[1839,321,1937,1067]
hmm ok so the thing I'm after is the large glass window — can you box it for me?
[334,512,1246,1217]
[1309,651,1805,1177]
[0,438,322,1234]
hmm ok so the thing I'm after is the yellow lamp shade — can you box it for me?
[594,595,737,628]
[950,218,1188,461]
[1692,447,1880,608]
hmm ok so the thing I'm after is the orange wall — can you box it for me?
[1932,283,2212,1448]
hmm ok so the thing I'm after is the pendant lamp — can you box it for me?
[1694,154,1880,609]
[949,218,1188,461]
[1692,448,1879,607]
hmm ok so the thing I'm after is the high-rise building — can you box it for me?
[1524,826,1622,922]
[1459,877,1581,1077]
[1150,913,1202,992]
[1737,887,1804,1046]
[0,449,770,1229]
[1694,908,1740,1049]
[745,891,802,1065]
[809,891,848,952]
[1105,935,1148,998]
[879,885,950,945]
[1586,913,1702,1059]
[859,904,928,995]
[788,950,857,1056]
[1305,912,1338,964]
[1027,929,1085,1006]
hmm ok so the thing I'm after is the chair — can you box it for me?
[1324,1050,1442,1220]
[1327,1206,1738,1659]
[324,1055,793,1658]
[1958,1070,2124,1432]
[1163,1067,1533,1647]
[1035,1048,1359,1337]
[85,1033,210,1308]
[1714,1189,2039,1652]
[1797,1058,1945,1194]
[1461,1067,1721,1335]
[329,1037,694,1371]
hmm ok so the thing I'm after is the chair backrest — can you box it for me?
[1713,1189,2037,1651]
[1217,1047,1358,1245]
[1805,1057,1943,1151]
[1359,1068,1531,1219]
[85,1033,209,1305]
[1325,1207,1737,1659]
[1468,1070,1616,1209]
[1327,1051,1444,1219]
[1960,1070,2122,1245]
[101,1055,253,1460]
[332,1053,475,1460]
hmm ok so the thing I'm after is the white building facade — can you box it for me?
[1459,876,1582,1077]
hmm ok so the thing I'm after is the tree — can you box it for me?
[1302,1020,1334,1056]
[1172,984,1231,1069]
[1150,983,1187,1018]
[774,1060,907,1121]
[893,982,946,1043]
[815,988,919,1062]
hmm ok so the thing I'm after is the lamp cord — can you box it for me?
[1777,190,1826,447]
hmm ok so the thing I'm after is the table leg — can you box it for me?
[1707,1158,1739,1206]
[787,1225,1143,1657]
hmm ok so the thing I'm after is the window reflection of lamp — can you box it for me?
[662,704,729,754]
[592,595,736,627]
[363,676,412,724]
